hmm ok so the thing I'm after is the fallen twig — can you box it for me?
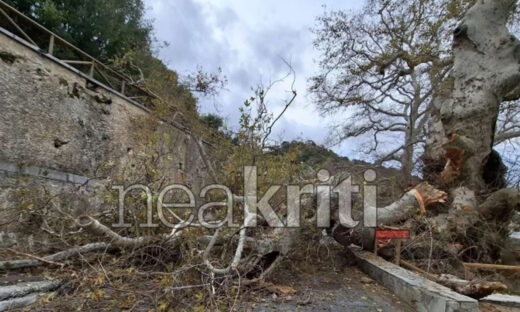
[0,242,109,270]
[6,248,64,268]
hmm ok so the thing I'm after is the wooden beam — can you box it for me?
[48,35,54,55]
[89,63,95,77]
[63,60,92,65]
[394,239,401,265]
[95,66,116,89]
[0,0,161,105]
[462,262,520,271]
[0,7,37,46]
[400,259,439,281]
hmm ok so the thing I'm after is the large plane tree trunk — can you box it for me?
[339,0,520,263]
[425,0,519,193]
[418,0,520,259]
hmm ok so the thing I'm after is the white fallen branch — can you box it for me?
[0,292,52,312]
[0,280,61,301]
[192,137,259,275]
[0,213,187,271]
[6,248,64,268]
[0,242,109,270]
[201,192,309,276]
[77,216,159,248]
[203,204,256,275]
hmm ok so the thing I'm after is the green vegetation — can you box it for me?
[6,0,152,61]
[112,50,200,119]
[5,0,228,133]
[271,140,347,168]
[199,114,224,130]
[4,1,209,118]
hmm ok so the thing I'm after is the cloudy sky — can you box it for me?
[144,0,364,156]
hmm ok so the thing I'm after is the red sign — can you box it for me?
[375,230,410,239]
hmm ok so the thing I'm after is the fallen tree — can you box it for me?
[0,292,53,312]
[333,0,520,258]
[0,280,61,312]
[1,2,519,303]
[324,1,520,300]
[0,243,109,270]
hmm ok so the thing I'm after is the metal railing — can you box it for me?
[0,0,158,109]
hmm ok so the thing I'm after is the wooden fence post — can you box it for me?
[89,62,95,77]
[48,35,54,55]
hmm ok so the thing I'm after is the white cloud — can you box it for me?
[144,0,363,156]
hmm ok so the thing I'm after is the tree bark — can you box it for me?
[0,243,109,270]
[0,281,60,301]
[0,293,50,312]
[349,1,520,258]
[424,0,520,193]
[437,274,507,299]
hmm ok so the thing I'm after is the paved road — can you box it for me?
[244,265,414,312]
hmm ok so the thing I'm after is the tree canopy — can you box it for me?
[310,0,472,179]
[311,0,520,183]
[6,0,152,60]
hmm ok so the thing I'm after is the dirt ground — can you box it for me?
[1,246,519,311]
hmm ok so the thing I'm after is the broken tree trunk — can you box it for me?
[333,182,447,249]
[338,0,520,265]
[425,0,520,193]
[418,0,520,258]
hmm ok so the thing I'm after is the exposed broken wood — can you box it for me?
[416,182,448,206]
[437,274,507,299]
[440,134,475,184]
[400,260,507,299]
[377,182,447,225]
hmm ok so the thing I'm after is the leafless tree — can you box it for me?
[311,0,520,183]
